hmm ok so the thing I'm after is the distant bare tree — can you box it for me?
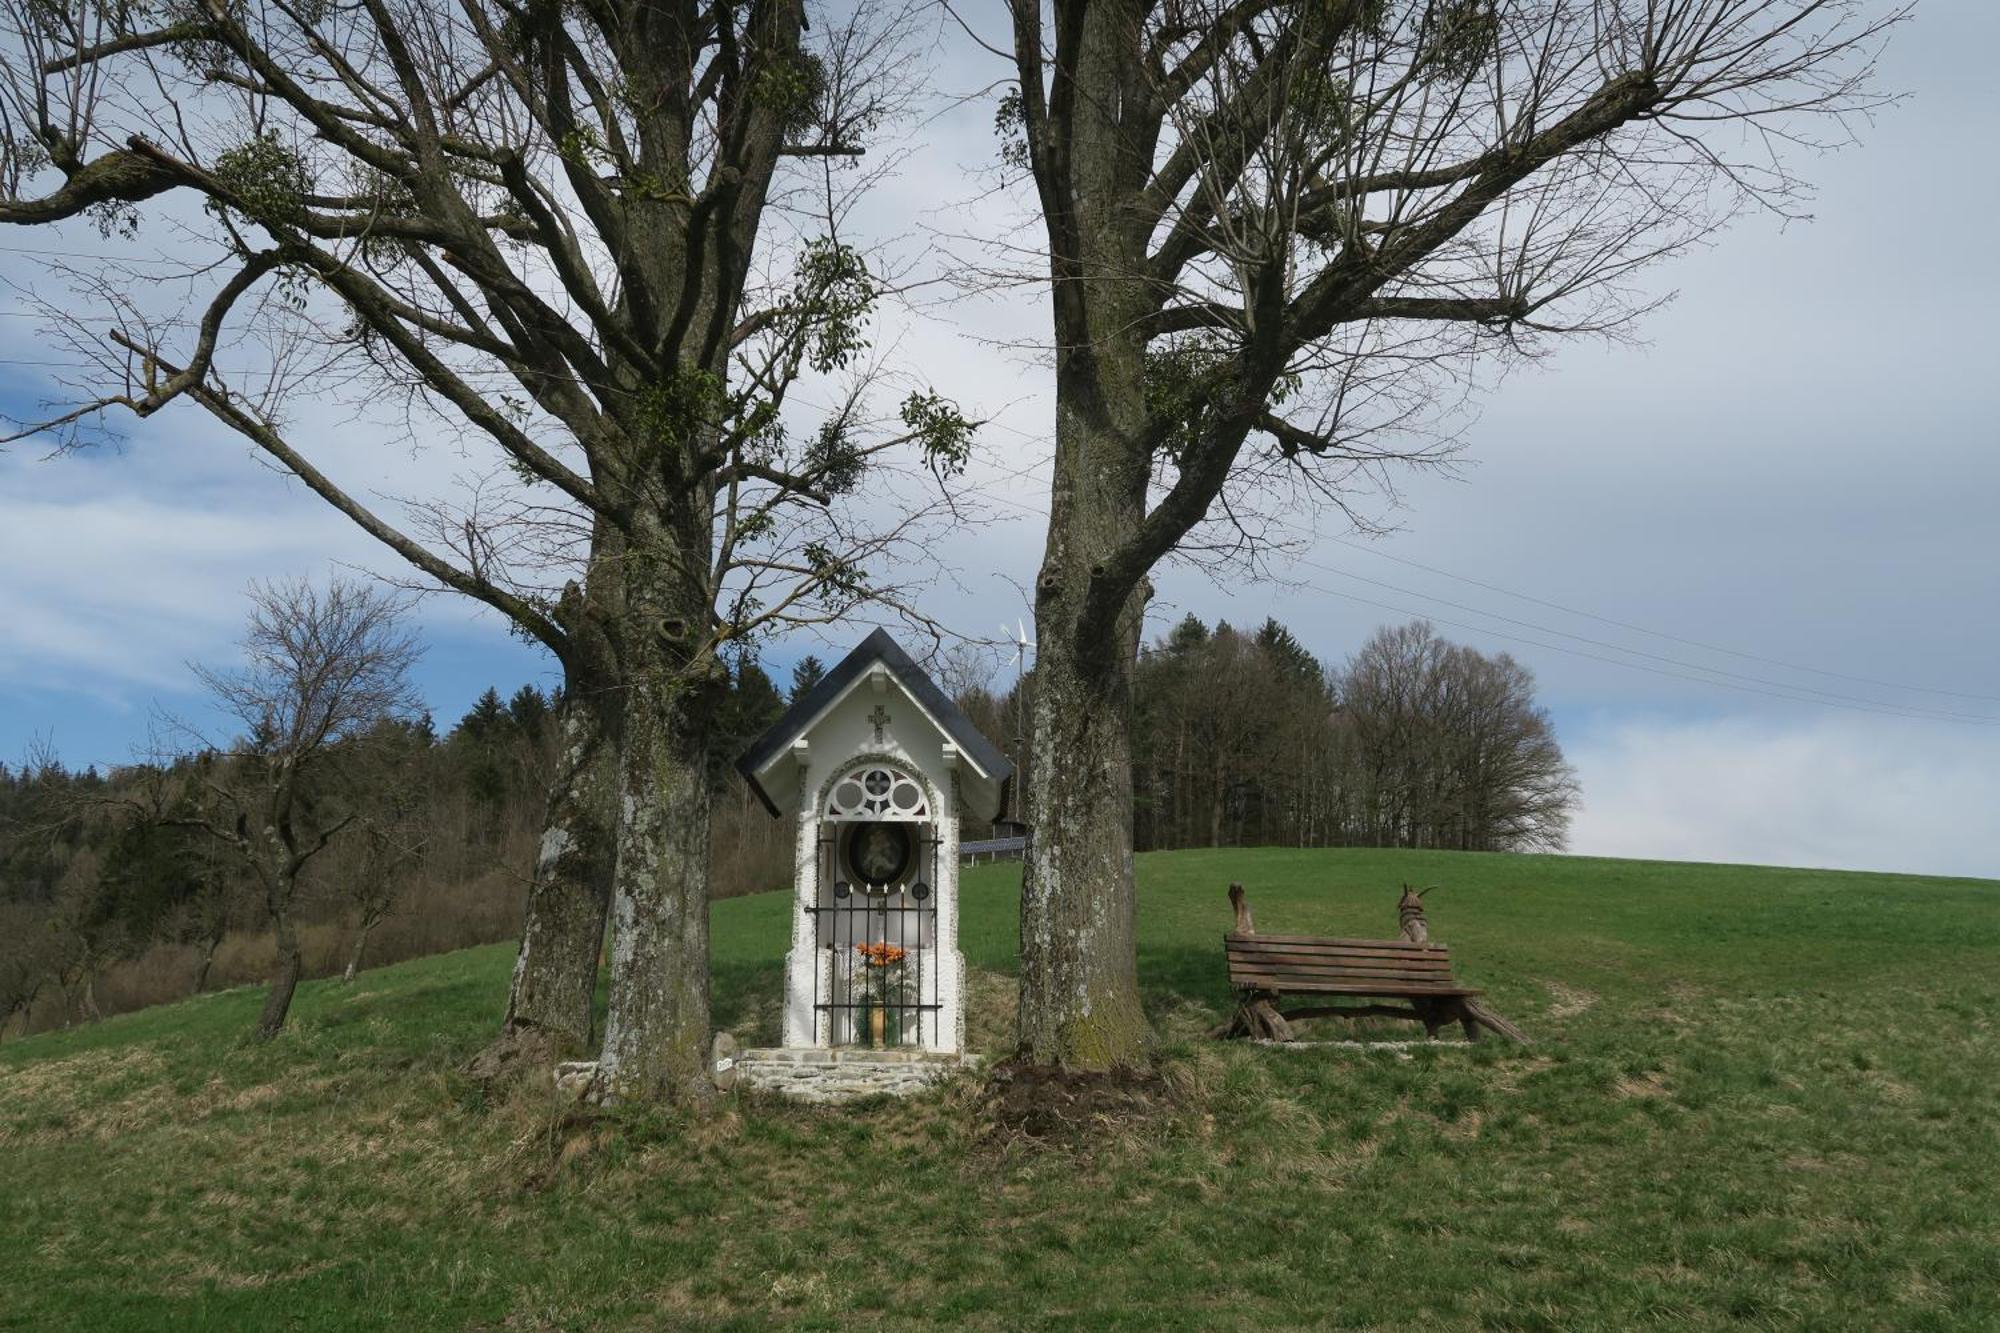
[991,0,1904,1067]
[0,903,49,1039]
[45,845,111,1024]
[1340,621,1575,851]
[337,742,431,984]
[177,578,422,1038]
[177,838,247,996]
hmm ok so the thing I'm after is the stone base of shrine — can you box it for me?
[725,1047,980,1104]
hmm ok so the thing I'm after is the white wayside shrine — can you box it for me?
[728,630,1013,1101]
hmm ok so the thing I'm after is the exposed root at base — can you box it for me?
[466,1025,570,1086]
[975,1057,1171,1145]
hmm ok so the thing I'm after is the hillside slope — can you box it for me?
[3,848,1996,1330]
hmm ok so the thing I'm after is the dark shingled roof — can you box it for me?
[735,628,1014,817]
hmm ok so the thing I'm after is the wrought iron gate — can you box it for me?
[809,825,941,1047]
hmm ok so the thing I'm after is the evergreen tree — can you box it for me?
[508,686,549,742]
[459,688,507,744]
[789,655,828,702]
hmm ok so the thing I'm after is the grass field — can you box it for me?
[3,848,1997,1330]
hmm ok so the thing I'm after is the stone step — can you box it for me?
[725,1047,981,1103]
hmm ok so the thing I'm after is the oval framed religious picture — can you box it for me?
[844,821,913,892]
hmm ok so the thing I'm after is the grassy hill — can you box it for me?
[3,848,1996,1330]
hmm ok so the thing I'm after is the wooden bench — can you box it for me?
[1217,884,1525,1043]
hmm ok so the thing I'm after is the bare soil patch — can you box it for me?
[975,1057,1172,1145]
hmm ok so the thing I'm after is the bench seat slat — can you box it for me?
[1225,948,1454,973]
[1226,940,1453,965]
[1230,969,1461,989]
[1226,959,1454,978]
[1226,954,1454,976]
[1232,975,1481,997]
[1227,931,1448,952]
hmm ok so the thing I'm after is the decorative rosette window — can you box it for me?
[824,765,930,822]
[813,763,940,1047]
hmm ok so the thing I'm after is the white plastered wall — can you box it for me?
[776,667,966,1052]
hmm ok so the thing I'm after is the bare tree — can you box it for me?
[335,731,431,984]
[45,845,110,1024]
[178,838,247,996]
[1339,621,1575,851]
[987,0,1902,1067]
[175,578,422,1039]
[0,902,50,1039]
[0,0,975,1099]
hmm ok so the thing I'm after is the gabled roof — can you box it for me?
[735,628,1014,818]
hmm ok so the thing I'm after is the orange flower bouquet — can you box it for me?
[854,941,910,1048]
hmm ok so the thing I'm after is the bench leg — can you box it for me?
[1214,993,1295,1042]
[1418,1000,1445,1039]
[1456,999,1481,1043]
[1249,996,1295,1042]
[1463,999,1530,1043]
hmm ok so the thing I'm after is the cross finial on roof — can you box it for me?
[867,704,892,743]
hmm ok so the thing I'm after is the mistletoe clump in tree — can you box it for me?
[0,0,974,1101]
[993,0,1903,1067]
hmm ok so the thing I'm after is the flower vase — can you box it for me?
[868,1004,886,1049]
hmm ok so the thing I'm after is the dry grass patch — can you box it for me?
[1542,980,1598,1019]
[1614,1068,1672,1099]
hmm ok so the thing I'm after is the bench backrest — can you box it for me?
[1224,932,1460,994]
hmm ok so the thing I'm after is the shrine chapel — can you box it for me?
[735,630,1013,1064]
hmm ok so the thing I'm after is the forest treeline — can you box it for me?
[962,617,1577,854]
[0,662,800,1041]
[1,617,1571,1039]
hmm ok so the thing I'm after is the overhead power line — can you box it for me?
[0,242,187,265]
[1289,554,2000,725]
[1323,535,2000,705]
[1286,574,2000,728]
[963,486,1997,726]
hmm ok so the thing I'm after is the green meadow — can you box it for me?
[2,848,1995,1330]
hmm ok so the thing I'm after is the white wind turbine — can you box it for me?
[999,618,1035,833]
[1002,618,1035,679]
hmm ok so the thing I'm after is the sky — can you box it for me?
[1,3,1994,880]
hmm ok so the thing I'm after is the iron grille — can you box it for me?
[808,825,941,1047]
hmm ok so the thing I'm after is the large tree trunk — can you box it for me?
[593,676,715,1102]
[257,902,303,1040]
[1019,633,1151,1067]
[1013,0,1158,1070]
[1016,365,1153,1068]
[591,508,719,1105]
[499,697,617,1053]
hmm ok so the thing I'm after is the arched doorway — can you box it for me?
[813,761,941,1047]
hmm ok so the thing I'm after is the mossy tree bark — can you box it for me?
[500,691,618,1054]
[1018,613,1151,1067]
[594,678,717,1101]
[592,492,724,1104]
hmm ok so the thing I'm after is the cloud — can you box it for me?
[1566,716,2000,880]
[0,447,366,688]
